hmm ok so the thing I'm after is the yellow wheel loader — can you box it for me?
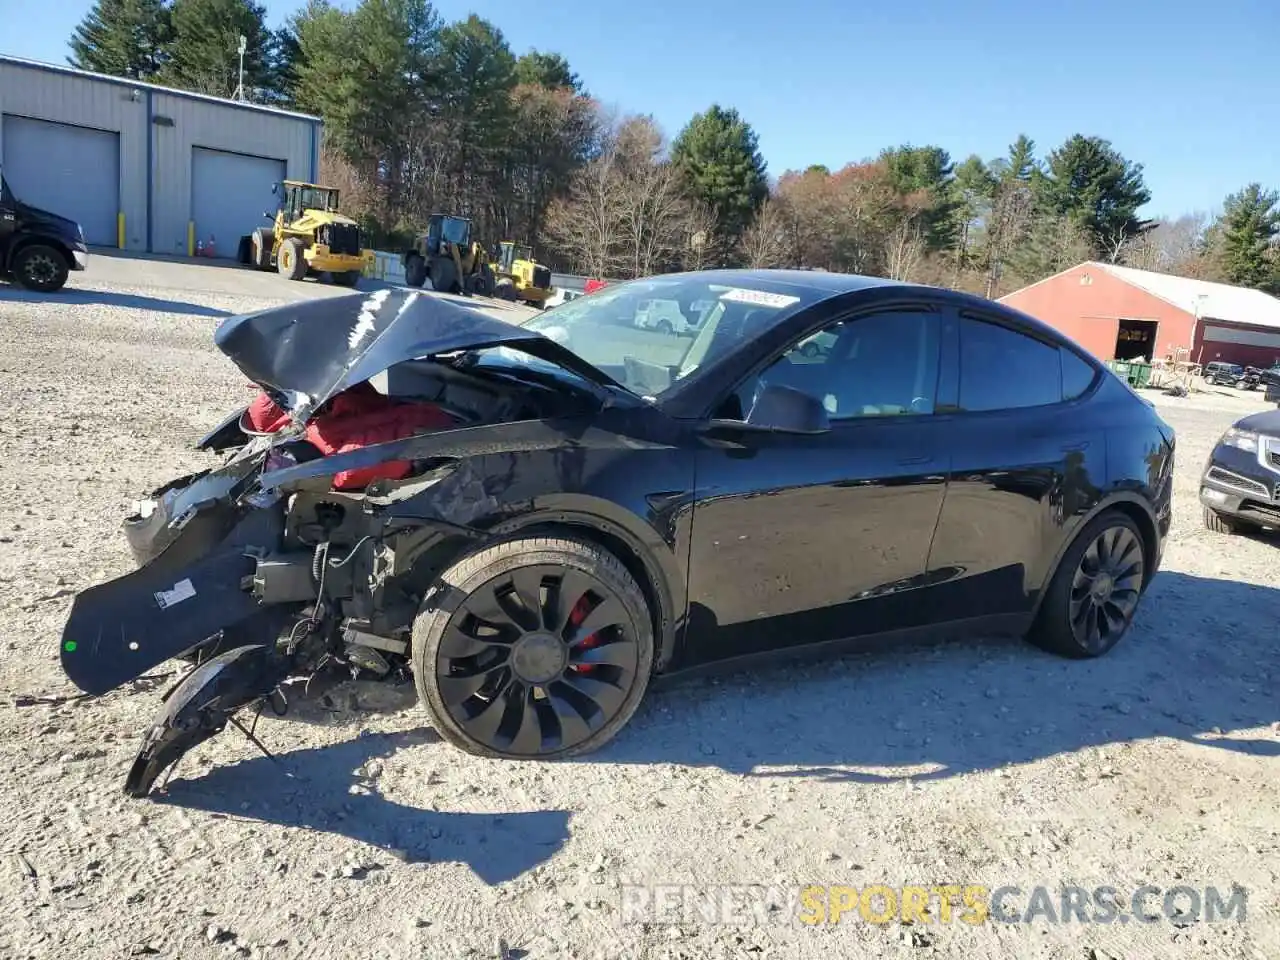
[248,181,375,287]
[489,241,554,307]
[401,214,494,296]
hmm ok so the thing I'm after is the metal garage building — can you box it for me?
[0,55,321,257]
[999,261,1280,369]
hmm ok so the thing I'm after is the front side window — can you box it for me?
[958,316,1061,412]
[725,310,942,421]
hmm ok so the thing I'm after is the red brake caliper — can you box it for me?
[567,594,601,674]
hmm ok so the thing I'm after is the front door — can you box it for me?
[0,176,17,252]
[682,306,951,668]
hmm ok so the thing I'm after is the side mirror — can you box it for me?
[745,383,830,433]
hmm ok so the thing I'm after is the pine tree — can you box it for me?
[1215,183,1280,291]
[515,51,579,92]
[671,105,768,250]
[1035,134,1152,257]
[161,0,275,99]
[878,144,960,251]
[68,0,172,80]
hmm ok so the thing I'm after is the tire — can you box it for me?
[1203,506,1257,535]
[1028,510,1147,659]
[11,244,70,293]
[428,256,458,295]
[656,319,674,335]
[277,237,307,280]
[251,228,273,271]
[404,253,427,288]
[411,535,655,760]
[333,269,361,288]
[236,235,253,265]
[468,267,494,297]
[494,279,517,302]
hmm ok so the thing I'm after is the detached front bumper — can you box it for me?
[60,451,317,695]
[1199,439,1280,527]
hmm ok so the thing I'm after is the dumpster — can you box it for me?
[1127,361,1152,388]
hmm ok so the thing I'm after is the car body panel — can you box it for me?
[214,286,625,423]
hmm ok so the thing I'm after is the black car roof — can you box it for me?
[647,268,900,298]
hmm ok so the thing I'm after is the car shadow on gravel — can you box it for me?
[589,570,1280,783]
[0,286,230,318]
[154,727,572,884]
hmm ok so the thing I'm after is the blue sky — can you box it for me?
[4,0,1278,218]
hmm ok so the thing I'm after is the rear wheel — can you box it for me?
[1203,506,1258,535]
[251,228,273,270]
[12,244,70,292]
[412,536,654,759]
[1028,511,1146,658]
[277,237,307,280]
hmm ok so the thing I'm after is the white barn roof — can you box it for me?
[1094,262,1280,331]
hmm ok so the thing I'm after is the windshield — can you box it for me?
[442,218,470,245]
[295,186,337,211]
[466,275,826,400]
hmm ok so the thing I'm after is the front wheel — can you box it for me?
[277,237,307,281]
[1203,506,1258,536]
[12,244,70,292]
[333,269,361,288]
[1028,511,1147,658]
[404,254,427,288]
[412,536,654,760]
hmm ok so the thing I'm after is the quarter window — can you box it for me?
[1061,348,1098,401]
[729,310,941,421]
[958,317,1061,411]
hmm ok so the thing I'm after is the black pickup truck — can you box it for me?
[1,172,88,292]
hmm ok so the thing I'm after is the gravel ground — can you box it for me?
[1,257,1278,960]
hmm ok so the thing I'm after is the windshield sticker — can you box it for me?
[719,288,801,309]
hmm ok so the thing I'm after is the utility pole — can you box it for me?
[232,34,247,102]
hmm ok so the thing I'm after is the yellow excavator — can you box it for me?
[401,214,494,296]
[248,181,374,286]
[489,241,554,307]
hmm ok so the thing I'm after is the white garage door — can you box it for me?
[191,147,286,258]
[1,115,119,246]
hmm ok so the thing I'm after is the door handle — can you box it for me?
[1060,440,1090,452]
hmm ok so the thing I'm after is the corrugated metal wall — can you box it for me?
[0,60,148,249]
[0,58,319,255]
[151,91,313,256]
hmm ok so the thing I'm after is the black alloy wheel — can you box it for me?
[1029,510,1147,658]
[413,536,654,759]
[1067,524,1144,655]
[13,244,70,293]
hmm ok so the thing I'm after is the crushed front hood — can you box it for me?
[213,287,619,423]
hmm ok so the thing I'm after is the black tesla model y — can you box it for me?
[58,270,1175,795]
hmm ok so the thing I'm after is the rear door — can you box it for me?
[925,309,1106,624]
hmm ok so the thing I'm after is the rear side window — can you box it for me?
[958,317,1061,411]
[1061,348,1098,400]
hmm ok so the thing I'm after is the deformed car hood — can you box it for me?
[213,287,621,423]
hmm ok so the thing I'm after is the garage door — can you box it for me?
[191,147,286,259]
[1,115,119,246]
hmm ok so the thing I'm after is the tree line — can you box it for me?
[70,0,1280,296]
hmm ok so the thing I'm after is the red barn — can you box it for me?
[998,262,1280,368]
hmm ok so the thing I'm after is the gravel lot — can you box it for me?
[1,255,1277,960]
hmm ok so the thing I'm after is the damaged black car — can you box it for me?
[60,271,1175,797]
